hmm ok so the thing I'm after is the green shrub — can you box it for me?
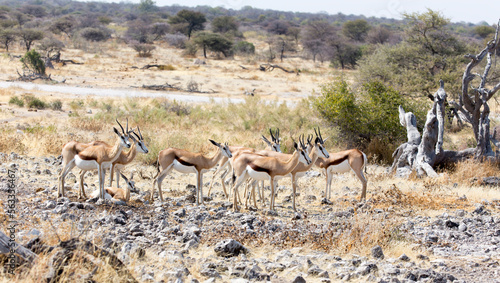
[25,96,46,109]
[9,96,24,107]
[233,41,255,55]
[313,78,426,164]
[50,99,63,111]
[20,49,45,76]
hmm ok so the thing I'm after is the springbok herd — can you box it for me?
[57,119,368,212]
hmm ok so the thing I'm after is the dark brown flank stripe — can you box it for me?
[328,155,348,166]
[78,154,95,161]
[175,157,195,167]
[249,163,270,174]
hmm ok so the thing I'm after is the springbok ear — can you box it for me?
[113,127,120,135]
[293,141,298,150]
[209,139,219,147]
[261,135,272,146]
[315,137,320,144]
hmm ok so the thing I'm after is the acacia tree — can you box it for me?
[301,20,335,62]
[19,28,44,51]
[0,29,17,51]
[169,10,206,39]
[392,22,500,176]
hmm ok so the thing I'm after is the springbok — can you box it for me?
[107,126,148,187]
[315,142,368,201]
[91,171,135,202]
[151,140,232,205]
[230,139,311,211]
[58,119,134,196]
[59,120,132,199]
[77,129,147,199]
[247,131,330,211]
[207,128,282,198]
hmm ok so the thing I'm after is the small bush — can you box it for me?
[233,41,255,55]
[50,99,63,111]
[130,42,156,57]
[158,64,176,70]
[25,96,46,109]
[80,27,112,42]
[9,96,24,107]
[182,41,198,57]
[69,99,84,110]
[165,33,187,48]
[20,49,45,75]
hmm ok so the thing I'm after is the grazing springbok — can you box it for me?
[207,128,282,198]
[59,120,132,199]
[151,140,232,205]
[230,139,311,211]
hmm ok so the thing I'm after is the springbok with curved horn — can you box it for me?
[152,140,232,205]
[231,139,311,211]
[314,128,368,201]
[59,119,132,199]
[207,128,282,198]
[249,131,330,211]
[76,126,147,199]
[108,126,148,187]
[58,118,134,196]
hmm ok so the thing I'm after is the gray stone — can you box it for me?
[398,254,410,262]
[44,200,56,209]
[371,245,384,259]
[214,238,248,257]
[459,223,467,232]
[292,275,306,283]
[356,262,378,276]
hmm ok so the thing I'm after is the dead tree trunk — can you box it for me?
[449,20,500,160]
[392,81,476,176]
[393,21,500,175]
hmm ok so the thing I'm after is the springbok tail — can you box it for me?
[362,152,368,174]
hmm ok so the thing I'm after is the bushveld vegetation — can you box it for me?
[0,1,499,282]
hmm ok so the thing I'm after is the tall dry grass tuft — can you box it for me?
[70,117,106,132]
[446,159,500,184]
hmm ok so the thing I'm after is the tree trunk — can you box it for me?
[392,81,476,176]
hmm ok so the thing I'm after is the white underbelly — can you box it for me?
[295,171,306,179]
[246,166,271,181]
[75,156,99,171]
[173,160,197,174]
[328,160,351,174]
[113,164,125,170]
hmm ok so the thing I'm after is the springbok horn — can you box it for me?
[138,126,143,140]
[116,119,125,133]
[270,128,275,142]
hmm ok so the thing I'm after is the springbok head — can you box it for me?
[114,118,132,149]
[120,171,138,194]
[261,128,282,152]
[209,139,233,158]
[130,126,149,154]
[314,128,330,158]
[295,134,312,165]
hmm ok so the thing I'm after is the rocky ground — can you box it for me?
[1,153,500,282]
